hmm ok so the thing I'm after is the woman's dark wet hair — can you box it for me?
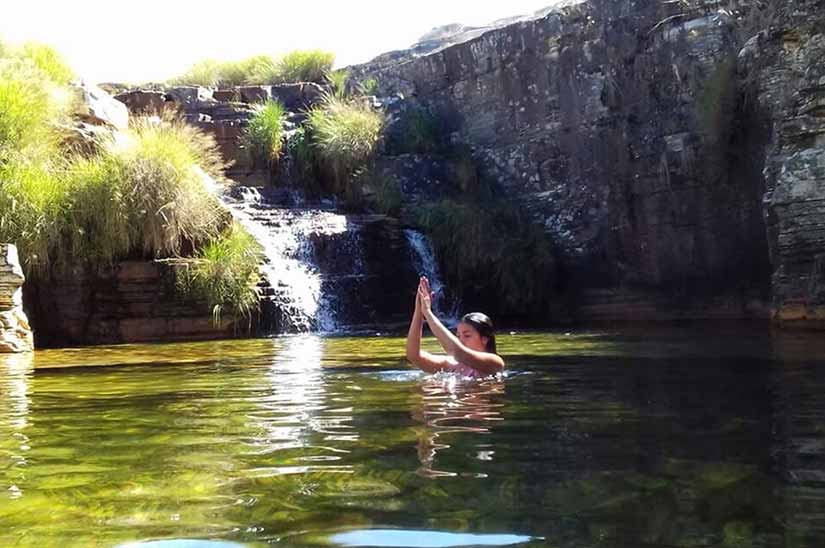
[460,312,497,354]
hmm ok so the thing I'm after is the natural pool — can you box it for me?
[2,327,825,547]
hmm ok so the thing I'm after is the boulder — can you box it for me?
[114,89,169,115]
[70,82,129,130]
[239,85,271,104]
[166,86,214,106]
[269,82,325,111]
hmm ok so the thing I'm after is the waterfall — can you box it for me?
[227,187,349,332]
[225,187,384,333]
[404,229,458,324]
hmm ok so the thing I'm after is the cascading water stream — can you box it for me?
[404,229,458,324]
[226,187,350,332]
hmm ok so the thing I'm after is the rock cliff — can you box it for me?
[747,0,825,327]
[349,0,825,324]
[0,245,33,353]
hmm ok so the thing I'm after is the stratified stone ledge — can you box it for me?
[0,244,33,353]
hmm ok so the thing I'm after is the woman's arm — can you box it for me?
[406,283,448,373]
[418,282,504,376]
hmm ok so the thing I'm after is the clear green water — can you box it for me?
[2,327,825,547]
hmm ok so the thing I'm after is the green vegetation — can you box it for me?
[176,223,263,322]
[358,77,379,96]
[275,49,335,84]
[0,57,69,160]
[418,197,556,315]
[110,118,229,257]
[243,100,286,168]
[306,95,384,193]
[327,70,349,98]
[0,118,230,275]
[171,50,336,87]
[0,41,262,321]
[285,126,321,190]
[17,42,75,84]
[387,107,445,155]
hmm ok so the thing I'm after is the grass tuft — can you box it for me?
[116,118,229,257]
[277,50,335,84]
[17,42,75,84]
[243,100,286,167]
[0,58,68,160]
[176,223,263,323]
[327,70,349,98]
[306,95,384,192]
[171,50,336,87]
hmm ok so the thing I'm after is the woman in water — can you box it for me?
[406,276,504,377]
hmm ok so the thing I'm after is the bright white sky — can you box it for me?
[0,0,556,84]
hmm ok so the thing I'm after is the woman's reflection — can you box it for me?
[412,375,505,478]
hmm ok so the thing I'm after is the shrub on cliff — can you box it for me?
[417,198,556,316]
[386,107,447,155]
[242,100,286,168]
[306,95,384,193]
[176,222,263,323]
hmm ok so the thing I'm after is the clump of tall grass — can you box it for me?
[386,107,446,155]
[306,95,384,192]
[1,116,231,275]
[327,70,349,98]
[169,57,275,88]
[171,50,336,87]
[113,118,229,257]
[275,50,335,84]
[176,223,263,323]
[169,59,222,87]
[0,160,69,276]
[0,57,70,160]
[16,43,75,84]
[242,100,286,167]
[358,77,379,96]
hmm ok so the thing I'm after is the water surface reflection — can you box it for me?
[1,328,825,547]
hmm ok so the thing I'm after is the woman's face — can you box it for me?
[457,322,488,352]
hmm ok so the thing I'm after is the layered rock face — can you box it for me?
[25,261,240,348]
[0,245,33,353]
[749,0,825,327]
[351,0,780,321]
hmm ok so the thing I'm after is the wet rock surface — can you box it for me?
[225,188,419,334]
